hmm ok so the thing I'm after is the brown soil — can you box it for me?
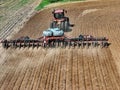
[0,0,120,90]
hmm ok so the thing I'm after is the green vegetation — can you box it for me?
[35,0,85,11]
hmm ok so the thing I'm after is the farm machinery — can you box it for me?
[1,28,109,49]
[50,9,70,31]
[0,9,109,49]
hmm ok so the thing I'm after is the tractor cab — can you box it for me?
[52,9,65,19]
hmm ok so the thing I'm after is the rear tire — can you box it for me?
[60,22,65,30]
[50,21,56,28]
[64,21,69,32]
[2,43,6,48]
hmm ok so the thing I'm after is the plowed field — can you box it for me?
[0,0,120,90]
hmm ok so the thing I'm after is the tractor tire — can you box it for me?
[64,21,69,32]
[2,40,8,48]
[65,17,69,22]
[2,43,6,48]
[50,21,56,28]
[60,22,65,30]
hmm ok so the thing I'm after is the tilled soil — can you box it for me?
[0,0,120,90]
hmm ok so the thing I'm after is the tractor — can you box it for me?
[50,9,70,32]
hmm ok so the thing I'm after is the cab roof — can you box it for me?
[54,9,64,13]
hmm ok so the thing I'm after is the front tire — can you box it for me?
[50,21,56,28]
[60,22,65,30]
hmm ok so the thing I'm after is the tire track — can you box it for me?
[31,48,47,90]
[0,49,25,89]
[72,49,79,90]
[88,48,99,90]
[58,49,66,90]
[32,49,47,90]
[25,49,42,90]
[52,49,63,90]
[44,49,57,90]
[54,49,63,90]
[17,49,35,90]
[97,49,113,90]
[104,48,120,90]
[77,49,86,90]
[47,50,57,90]
[66,49,72,90]
[96,49,107,90]
[91,49,101,90]
[83,49,93,90]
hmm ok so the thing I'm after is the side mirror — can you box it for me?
[63,9,67,13]
[52,9,55,14]
[65,10,67,13]
[52,11,54,14]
